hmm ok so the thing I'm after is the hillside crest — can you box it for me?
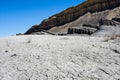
[25,0,120,34]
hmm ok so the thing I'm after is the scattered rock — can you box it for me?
[10,54,17,57]
[111,49,120,54]
[5,50,8,53]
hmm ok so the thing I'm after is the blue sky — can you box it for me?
[0,0,84,37]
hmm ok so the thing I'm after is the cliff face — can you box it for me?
[25,0,120,34]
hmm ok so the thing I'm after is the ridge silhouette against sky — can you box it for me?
[0,0,84,37]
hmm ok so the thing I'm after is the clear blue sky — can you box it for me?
[0,0,84,37]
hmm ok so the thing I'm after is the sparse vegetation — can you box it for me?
[26,38,31,43]
[103,35,120,42]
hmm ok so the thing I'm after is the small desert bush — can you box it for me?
[26,38,31,43]
[103,35,120,42]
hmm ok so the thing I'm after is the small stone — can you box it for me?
[10,54,17,57]
[5,50,8,53]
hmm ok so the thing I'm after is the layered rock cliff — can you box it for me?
[25,0,120,34]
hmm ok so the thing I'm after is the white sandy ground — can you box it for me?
[0,26,120,80]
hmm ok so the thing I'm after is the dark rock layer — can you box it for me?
[67,24,98,35]
[99,19,120,26]
[25,0,120,34]
[112,18,120,22]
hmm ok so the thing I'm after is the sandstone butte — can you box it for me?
[25,0,120,34]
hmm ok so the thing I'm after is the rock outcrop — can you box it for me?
[25,0,120,34]
[112,18,120,22]
[67,28,95,35]
[99,19,120,26]
[67,24,98,35]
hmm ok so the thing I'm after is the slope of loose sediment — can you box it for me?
[49,7,120,33]
[0,34,120,80]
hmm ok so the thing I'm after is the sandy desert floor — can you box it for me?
[0,34,120,80]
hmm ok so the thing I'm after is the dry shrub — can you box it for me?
[110,35,120,40]
[26,38,31,43]
[103,35,120,42]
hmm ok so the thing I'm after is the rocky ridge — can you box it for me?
[25,0,120,34]
[48,7,120,35]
